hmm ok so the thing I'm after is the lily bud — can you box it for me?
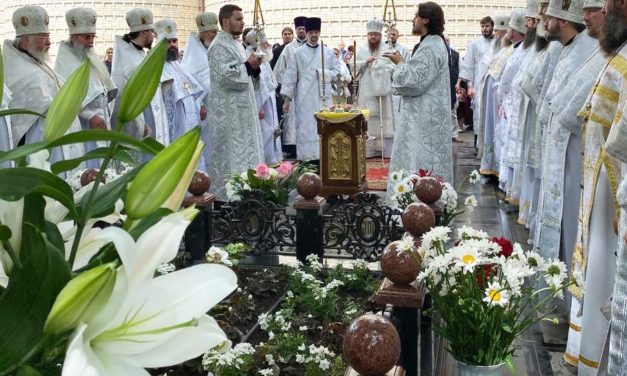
[44,262,117,336]
[43,61,90,142]
[160,140,204,212]
[125,128,200,219]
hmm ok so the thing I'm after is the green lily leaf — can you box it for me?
[79,163,143,219]
[43,61,90,142]
[0,109,45,119]
[0,167,78,220]
[0,195,71,375]
[0,44,3,105]
[50,146,137,174]
[125,128,200,219]
[116,40,167,125]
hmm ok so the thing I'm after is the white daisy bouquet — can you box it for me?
[387,169,420,210]
[438,169,481,226]
[416,226,572,366]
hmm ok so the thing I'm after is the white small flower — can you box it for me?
[298,344,306,351]
[390,170,406,183]
[240,171,249,181]
[265,354,275,366]
[299,325,308,331]
[287,291,294,298]
[483,281,510,307]
[397,233,415,254]
[318,359,331,370]
[464,195,478,210]
[268,331,275,340]
[394,181,412,195]
[572,267,585,288]
[296,354,306,363]
[469,170,481,184]
[259,368,274,376]
[205,246,233,266]
[452,245,481,273]
[457,225,489,240]
[421,226,451,252]
[156,262,176,275]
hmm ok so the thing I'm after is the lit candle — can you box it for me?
[321,40,325,99]
[353,40,357,80]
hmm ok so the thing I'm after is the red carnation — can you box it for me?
[491,237,513,258]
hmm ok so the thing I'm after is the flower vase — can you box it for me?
[456,360,505,376]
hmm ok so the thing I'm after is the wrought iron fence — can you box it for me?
[208,192,404,261]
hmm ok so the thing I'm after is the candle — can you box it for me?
[321,40,325,98]
[353,40,357,80]
[383,0,388,20]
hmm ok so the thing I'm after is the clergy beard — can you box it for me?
[71,43,111,85]
[202,39,211,48]
[19,36,51,64]
[523,27,536,49]
[600,10,627,56]
[166,47,180,62]
[492,36,503,53]
[501,36,513,48]
[368,40,381,52]
[535,35,549,51]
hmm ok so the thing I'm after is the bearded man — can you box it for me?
[245,28,282,165]
[182,12,218,172]
[155,19,205,149]
[3,5,83,171]
[356,18,396,158]
[55,7,117,168]
[111,8,169,153]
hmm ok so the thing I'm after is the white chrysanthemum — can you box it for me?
[438,182,458,211]
[464,195,478,210]
[469,170,481,184]
[572,267,585,288]
[452,245,482,273]
[421,226,452,253]
[483,281,510,307]
[460,238,501,257]
[390,170,406,183]
[394,181,412,195]
[543,259,568,285]
[457,225,489,240]
[397,233,415,254]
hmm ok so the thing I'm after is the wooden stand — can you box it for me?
[316,113,367,196]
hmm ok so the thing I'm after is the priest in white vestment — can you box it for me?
[273,16,307,156]
[356,18,395,159]
[386,2,453,190]
[457,15,495,143]
[3,5,84,174]
[182,12,218,172]
[566,0,625,372]
[206,4,264,201]
[154,20,205,147]
[0,86,13,168]
[280,17,341,162]
[245,29,282,165]
[534,0,599,278]
[111,8,169,156]
[55,7,118,169]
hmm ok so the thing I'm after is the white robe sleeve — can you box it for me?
[208,44,252,92]
[392,42,443,97]
[279,52,298,101]
[459,40,475,83]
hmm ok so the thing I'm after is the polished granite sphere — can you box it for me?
[297,172,322,199]
[414,176,443,204]
[380,240,421,285]
[188,170,211,196]
[402,202,436,238]
[343,314,401,376]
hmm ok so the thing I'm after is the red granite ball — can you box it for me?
[297,172,322,199]
[380,240,421,285]
[414,176,443,204]
[188,170,211,196]
[343,314,401,376]
[80,168,104,187]
[402,202,436,238]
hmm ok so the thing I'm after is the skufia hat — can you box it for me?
[13,6,49,37]
[155,19,178,40]
[582,0,604,9]
[294,16,307,28]
[494,14,511,31]
[196,12,218,32]
[367,18,384,34]
[66,8,97,35]
[546,0,585,24]
[508,9,527,34]
[526,0,541,18]
[126,8,154,33]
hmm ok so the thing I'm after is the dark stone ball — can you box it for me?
[343,314,401,376]
[188,170,211,196]
[414,176,443,204]
[297,172,322,199]
[402,202,436,238]
[380,240,421,285]
[80,168,104,187]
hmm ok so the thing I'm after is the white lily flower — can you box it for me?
[0,257,8,288]
[62,210,237,375]
[0,198,24,274]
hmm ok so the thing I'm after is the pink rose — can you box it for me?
[254,163,271,179]
[277,161,294,178]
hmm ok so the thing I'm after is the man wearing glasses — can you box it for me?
[55,7,118,168]
[3,5,84,174]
